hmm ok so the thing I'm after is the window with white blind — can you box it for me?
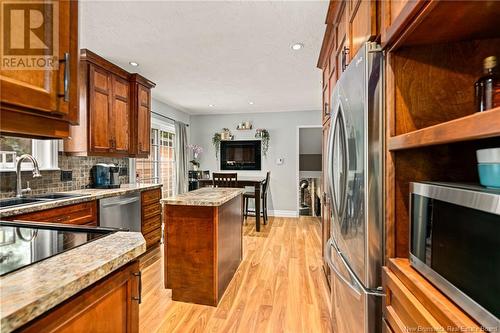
[134,119,176,197]
[0,136,58,171]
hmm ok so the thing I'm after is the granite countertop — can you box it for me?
[0,231,146,332]
[0,183,162,218]
[162,187,245,206]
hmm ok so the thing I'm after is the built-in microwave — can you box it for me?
[410,182,500,330]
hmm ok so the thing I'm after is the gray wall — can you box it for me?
[190,110,322,213]
[152,98,191,125]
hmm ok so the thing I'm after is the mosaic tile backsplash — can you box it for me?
[0,154,129,199]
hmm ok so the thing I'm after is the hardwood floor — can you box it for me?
[140,216,332,333]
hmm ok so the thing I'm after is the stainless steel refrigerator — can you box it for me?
[325,42,385,333]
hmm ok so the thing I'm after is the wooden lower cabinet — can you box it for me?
[141,188,162,249]
[383,259,482,333]
[17,260,141,333]
[6,201,97,226]
[165,196,242,306]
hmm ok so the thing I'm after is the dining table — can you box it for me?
[198,175,267,232]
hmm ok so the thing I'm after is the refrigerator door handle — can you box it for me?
[326,238,362,297]
[338,104,349,225]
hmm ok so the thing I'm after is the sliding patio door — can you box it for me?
[135,120,176,197]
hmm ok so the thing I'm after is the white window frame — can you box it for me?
[129,116,176,186]
[0,139,59,172]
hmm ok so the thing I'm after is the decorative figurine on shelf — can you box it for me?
[237,121,252,130]
[255,128,270,157]
[188,144,203,171]
[220,128,232,140]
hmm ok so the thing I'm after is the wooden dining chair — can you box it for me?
[212,173,238,188]
[243,171,270,224]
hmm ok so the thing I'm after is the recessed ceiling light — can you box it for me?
[129,61,139,67]
[208,104,215,107]
[291,43,304,51]
[248,101,254,105]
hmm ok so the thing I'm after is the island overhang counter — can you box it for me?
[162,187,244,306]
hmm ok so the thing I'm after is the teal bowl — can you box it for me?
[478,163,500,189]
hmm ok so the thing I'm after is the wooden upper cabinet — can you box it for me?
[0,0,79,139]
[130,74,155,157]
[89,65,113,153]
[349,0,378,58]
[65,50,154,157]
[380,0,425,47]
[111,75,130,154]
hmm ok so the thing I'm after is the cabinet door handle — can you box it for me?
[132,271,142,304]
[58,53,70,102]
[139,142,142,151]
[341,46,350,71]
[324,102,329,116]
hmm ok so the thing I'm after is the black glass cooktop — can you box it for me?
[0,221,117,276]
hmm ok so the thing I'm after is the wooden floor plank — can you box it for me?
[143,216,332,333]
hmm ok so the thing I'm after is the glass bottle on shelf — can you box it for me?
[475,56,500,112]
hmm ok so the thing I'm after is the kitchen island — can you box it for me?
[0,221,145,333]
[162,187,244,306]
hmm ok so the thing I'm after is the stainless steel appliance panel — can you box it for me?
[326,42,384,333]
[410,182,500,330]
[99,193,141,232]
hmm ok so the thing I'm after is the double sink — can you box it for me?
[0,193,87,209]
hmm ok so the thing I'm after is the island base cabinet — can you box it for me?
[165,195,243,306]
[16,261,141,333]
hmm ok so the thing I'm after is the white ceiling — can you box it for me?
[80,1,328,115]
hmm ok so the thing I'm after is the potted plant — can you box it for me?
[212,132,222,159]
[255,128,270,156]
[188,144,203,170]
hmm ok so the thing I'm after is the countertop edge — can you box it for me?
[0,232,146,333]
[0,184,162,218]
[161,188,244,207]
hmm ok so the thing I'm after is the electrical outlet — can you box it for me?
[60,170,72,182]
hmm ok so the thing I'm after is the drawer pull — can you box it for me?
[132,271,142,304]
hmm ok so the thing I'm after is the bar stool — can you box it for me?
[243,172,270,224]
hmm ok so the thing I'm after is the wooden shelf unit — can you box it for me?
[388,107,500,150]
[383,258,482,331]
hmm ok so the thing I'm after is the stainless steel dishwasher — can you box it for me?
[99,193,141,232]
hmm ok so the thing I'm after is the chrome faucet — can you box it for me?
[16,154,42,198]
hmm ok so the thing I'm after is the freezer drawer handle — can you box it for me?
[325,238,362,296]
[327,238,385,297]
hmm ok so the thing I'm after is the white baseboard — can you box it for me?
[268,210,299,218]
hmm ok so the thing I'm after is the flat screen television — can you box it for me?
[220,140,261,170]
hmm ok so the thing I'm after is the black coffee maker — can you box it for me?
[92,163,121,188]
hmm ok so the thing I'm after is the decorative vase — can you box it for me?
[193,165,199,171]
